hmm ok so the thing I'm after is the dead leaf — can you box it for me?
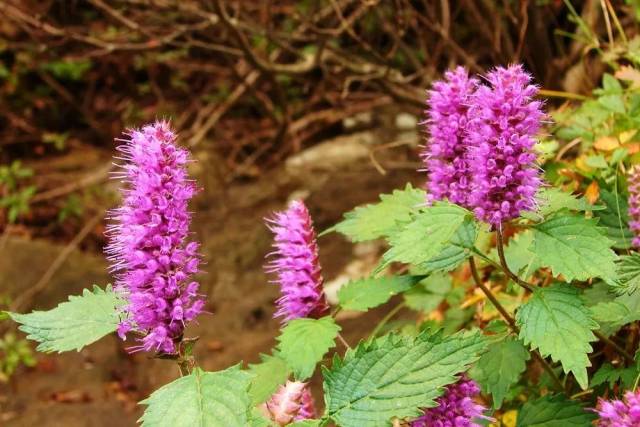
[585,180,600,204]
[615,65,640,89]
[594,136,619,151]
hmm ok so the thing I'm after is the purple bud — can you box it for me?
[628,166,640,248]
[265,200,328,322]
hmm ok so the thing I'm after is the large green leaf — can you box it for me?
[469,337,530,409]
[247,353,290,405]
[516,394,596,427]
[323,330,486,427]
[338,275,424,311]
[139,366,252,427]
[613,253,640,295]
[276,316,340,380]
[382,203,469,268]
[328,184,425,242]
[8,285,121,353]
[516,283,598,389]
[532,214,617,283]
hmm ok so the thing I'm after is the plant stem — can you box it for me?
[594,330,635,364]
[336,332,352,350]
[369,302,405,339]
[468,257,565,392]
[495,228,535,292]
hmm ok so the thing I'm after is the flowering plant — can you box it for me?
[6,64,640,427]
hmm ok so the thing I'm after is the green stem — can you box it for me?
[369,302,405,339]
[468,257,565,393]
[495,228,535,292]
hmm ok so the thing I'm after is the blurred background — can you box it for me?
[0,1,638,425]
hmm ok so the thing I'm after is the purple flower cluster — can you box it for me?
[265,200,328,321]
[106,121,204,354]
[628,166,640,248]
[261,381,316,425]
[596,389,640,426]
[410,377,490,427]
[422,64,544,227]
[423,66,477,206]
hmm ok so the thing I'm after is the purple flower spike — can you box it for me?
[265,200,328,322]
[628,166,640,248]
[422,66,478,206]
[410,376,492,427]
[105,120,204,354]
[467,64,544,227]
[596,389,640,426]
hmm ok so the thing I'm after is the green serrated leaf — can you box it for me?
[328,184,425,242]
[249,408,275,427]
[594,188,633,249]
[516,394,596,426]
[323,330,487,427]
[277,317,340,380]
[532,214,617,283]
[419,216,477,273]
[516,283,598,389]
[139,366,253,427]
[382,203,468,268]
[469,337,530,409]
[591,289,640,333]
[8,285,121,353]
[613,253,640,295]
[534,187,604,218]
[290,421,322,427]
[248,354,290,405]
[403,273,451,312]
[338,276,423,311]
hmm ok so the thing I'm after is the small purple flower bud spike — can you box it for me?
[410,376,493,427]
[422,66,478,207]
[467,64,545,227]
[628,166,640,248]
[596,389,640,426]
[265,200,328,322]
[260,381,316,426]
[105,120,204,354]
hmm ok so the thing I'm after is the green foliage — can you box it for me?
[338,275,424,311]
[403,272,452,312]
[613,253,640,295]
[0,332,36,382]
[499,230,541,277]
[419,216,477,273]
[247,353,290,405]
[323,330,486,427]
[139,366,253,427]
[469,337,530,409]
[594,188,634,249]
[534,187,603,217]
[41,59,92,80]
[7,285,121,353]
[516,283,598,389]
[276,316,340,380]
[382,203,469,268]
[516,394,596,426]
[0,160,36,223]
[590,289,640,333]
[591,362,640,389]
[532,214,617,283]
[327,184,425,242]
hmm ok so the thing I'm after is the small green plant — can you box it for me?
[0,160,36,223]
[0,332,36,382]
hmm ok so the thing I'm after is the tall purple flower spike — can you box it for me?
[467,64,544,227]
[628,166,640,248]
[422,66,478,207]
[596,389,640,426]
[410,376,492,427]
[265,200,328,322]
[105,120,204,354]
